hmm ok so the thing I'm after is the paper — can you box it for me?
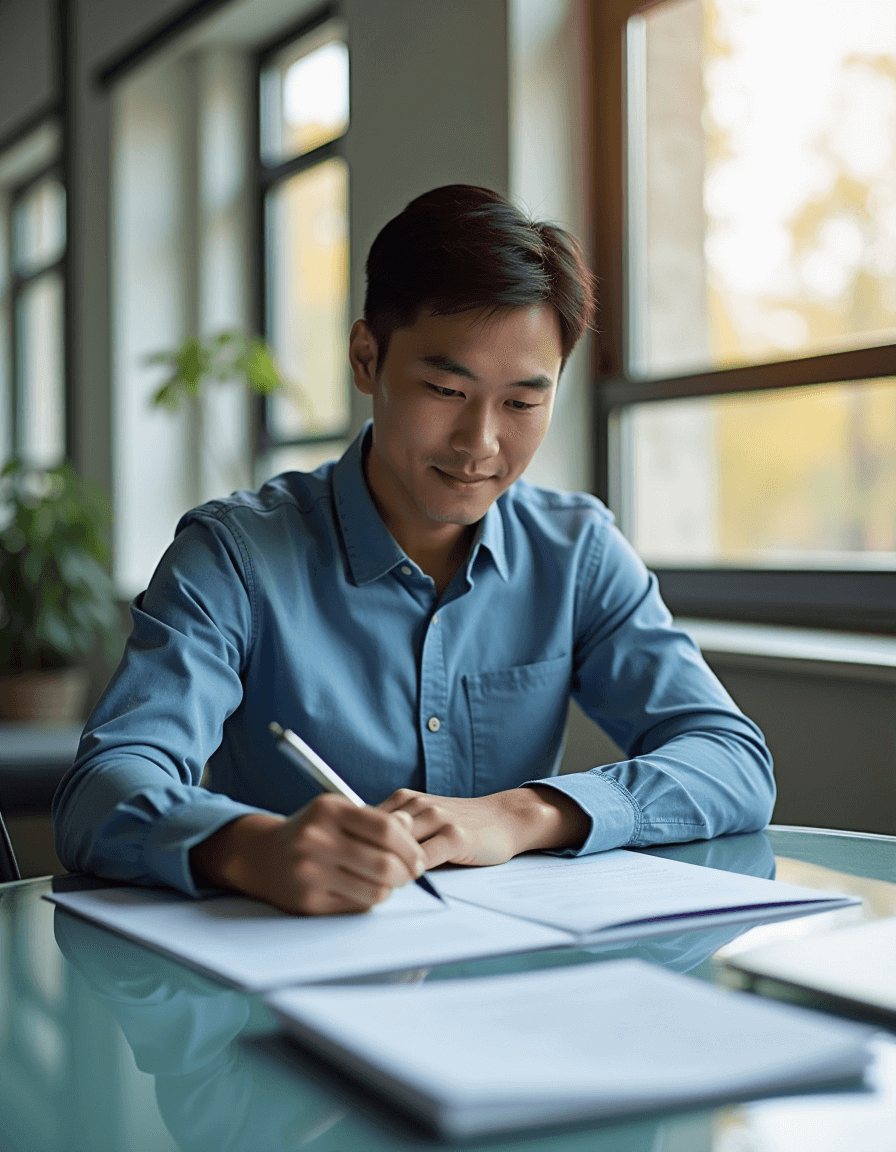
[267,958,875,1137]
[47,848,858,991]
[47,883,569,991]
[433,849,858,940]
[728,916,896,1017]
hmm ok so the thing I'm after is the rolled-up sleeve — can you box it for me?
[529,516,775,854]
[52,512,262,894]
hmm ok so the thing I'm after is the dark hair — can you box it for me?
[364,185,596,371]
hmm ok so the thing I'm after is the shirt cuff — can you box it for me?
[143,794,265,896]
[522,770,640,856]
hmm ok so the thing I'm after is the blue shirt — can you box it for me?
[53,424,774,895]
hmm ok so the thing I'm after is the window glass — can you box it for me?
[261,26,349,165]
[628,0,896,379]
[256,439,348,485]
[265,157,349,439]
[621,379,896,567]
[13,176,66,277]
[16,272,64,469]
[0,201,9,462]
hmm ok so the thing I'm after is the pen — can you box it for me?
[269,722,445,904]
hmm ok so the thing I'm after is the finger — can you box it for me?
[378,788,422,814]
[289,857,384,916]
[339,806,425,877]
[323,834,419,890]
[417,826,471,869]
[329,865,400,908]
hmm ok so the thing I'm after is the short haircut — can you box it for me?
[364,185,596,371]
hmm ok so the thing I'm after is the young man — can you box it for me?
[53,185,774,915]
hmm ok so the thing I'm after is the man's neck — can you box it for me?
[362,444,476,594]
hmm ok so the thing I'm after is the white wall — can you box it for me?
[509,0,592,494]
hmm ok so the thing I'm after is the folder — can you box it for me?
[266,958,875,1138]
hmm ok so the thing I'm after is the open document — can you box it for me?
[432,848,859,941]
[47,848,857,991]
[267,959,875,1138]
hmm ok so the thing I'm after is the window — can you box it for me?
[256,12,350,478]
[593,0,896,631]
[0,122,66,469]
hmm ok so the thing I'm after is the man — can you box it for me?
[53,185,774,915]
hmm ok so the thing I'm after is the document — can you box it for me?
[266,958,875,1138]
[46,848,857,991]
[726,916,896,1025]
[433,849,859,941]
[48,883,568,991]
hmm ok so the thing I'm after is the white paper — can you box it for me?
[730,916,896,1013]
[268,958,875,1137]
[47,883,570,991]
[433,849,858,939]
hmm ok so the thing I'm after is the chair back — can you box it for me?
[0,808,21,883]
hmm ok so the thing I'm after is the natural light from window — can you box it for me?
[623,0,896,570]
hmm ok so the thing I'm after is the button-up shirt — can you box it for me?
[53,424,774,895]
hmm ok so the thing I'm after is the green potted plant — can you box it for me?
[146,330,291,494]
[0,459,121,723]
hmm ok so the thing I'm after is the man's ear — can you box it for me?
[349,319,379,396]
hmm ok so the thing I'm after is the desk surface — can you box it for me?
[0,826,893,1152]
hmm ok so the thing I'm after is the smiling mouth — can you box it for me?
[433,467,493,486]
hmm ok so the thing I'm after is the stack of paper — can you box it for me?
[726,916,896,1024]
[47,848,859,991]
[267,959,875,1138]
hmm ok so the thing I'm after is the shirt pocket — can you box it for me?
[463,654,572,796]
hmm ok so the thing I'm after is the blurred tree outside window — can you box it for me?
[594,0,896,627]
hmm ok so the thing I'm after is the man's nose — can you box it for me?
[451,402,500,460]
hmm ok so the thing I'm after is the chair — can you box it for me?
[0,807,22,883]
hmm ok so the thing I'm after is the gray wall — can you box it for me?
[0,0,56,139]
[559,655,896,837]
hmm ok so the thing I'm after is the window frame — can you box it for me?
[252,5,351,463]
[591,0,896,634]
[8,162,67,462]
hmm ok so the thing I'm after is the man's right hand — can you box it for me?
[189,794,426,915]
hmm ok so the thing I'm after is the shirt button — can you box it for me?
[401,565,412,576]
[427,716,441,732]
[432,613,439,625]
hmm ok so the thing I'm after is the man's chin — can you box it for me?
[422,504,485,527]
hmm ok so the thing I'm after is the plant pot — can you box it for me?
[0,668,90,725]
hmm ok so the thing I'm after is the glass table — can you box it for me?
[0,825,893,1152]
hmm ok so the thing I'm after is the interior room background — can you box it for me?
[0,0,893,881]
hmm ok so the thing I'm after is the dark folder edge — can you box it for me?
[725,965,896,1033]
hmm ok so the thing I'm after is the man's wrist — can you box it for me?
[506,784,590,854]
[190,812,284,892]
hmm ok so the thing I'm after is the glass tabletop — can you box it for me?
[0,826,893,1152]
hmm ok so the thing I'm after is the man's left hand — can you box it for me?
[378,785,589,868]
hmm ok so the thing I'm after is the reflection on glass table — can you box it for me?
[0,827,893,1152]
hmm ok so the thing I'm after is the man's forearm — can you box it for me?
[515,785,591,852]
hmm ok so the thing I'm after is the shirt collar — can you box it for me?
[332,421,510,586]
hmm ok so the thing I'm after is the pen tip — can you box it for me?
[269,722,284,737]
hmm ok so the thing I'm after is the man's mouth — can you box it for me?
[433,467,493,486]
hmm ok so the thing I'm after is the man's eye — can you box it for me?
[507,399,536,411]
[426,383,460,398]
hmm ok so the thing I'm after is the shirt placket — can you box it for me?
[418,607,454,795]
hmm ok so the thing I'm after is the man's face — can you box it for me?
[350,304,563,535]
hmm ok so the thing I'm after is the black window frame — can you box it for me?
[6,161,67,465]
[252,4,351,463]
[591,0,896,635]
